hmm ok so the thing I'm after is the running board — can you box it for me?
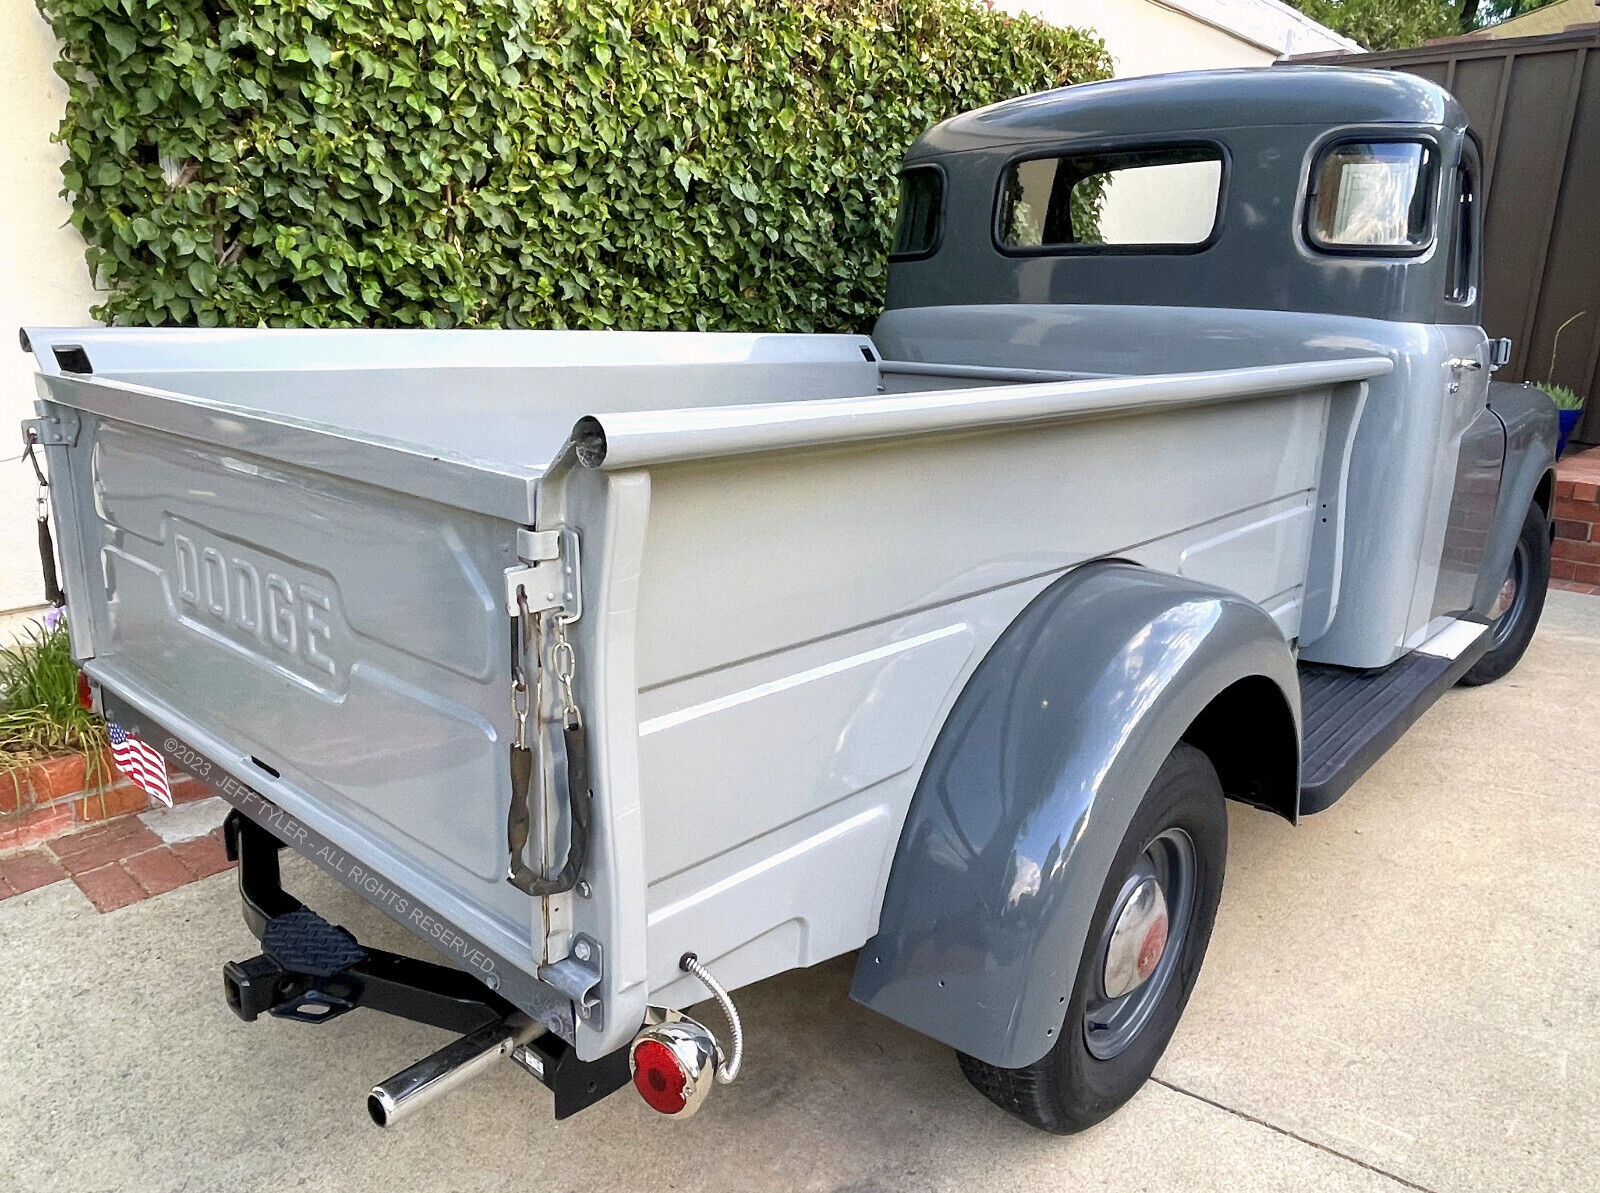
[1298,619,1490,814]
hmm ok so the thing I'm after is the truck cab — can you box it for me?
[879,66,1548,680]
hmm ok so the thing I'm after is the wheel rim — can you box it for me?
[1083,827,1197,1061]
[1487,540,1528,649]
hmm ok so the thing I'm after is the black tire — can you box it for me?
[1459,502,1550,687]
[957,743,1226,1134]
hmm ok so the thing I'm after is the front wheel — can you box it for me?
[1459,502,1550,686]
[957,743,1226,1134]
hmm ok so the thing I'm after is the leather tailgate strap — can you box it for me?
[507,721,592,898]
[37,517,64,608]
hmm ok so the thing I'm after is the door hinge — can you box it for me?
[504,525,581,621]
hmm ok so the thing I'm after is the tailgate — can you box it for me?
[28,372,549,1014]
[22,324,888,1057]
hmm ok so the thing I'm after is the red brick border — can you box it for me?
[0,814,232,912]
[1,748,207,854]
[1553,578,1600,596]
[1553,446,1600,588]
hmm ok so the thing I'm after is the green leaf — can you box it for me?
[103,23,137,59]
[36,0,1110,332]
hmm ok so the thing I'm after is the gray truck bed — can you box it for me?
[23,325,1390,1061]
[25,329,891,521]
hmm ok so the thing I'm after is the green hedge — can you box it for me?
[38,0,1108,332]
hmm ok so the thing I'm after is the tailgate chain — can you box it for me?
[506,585,593,899]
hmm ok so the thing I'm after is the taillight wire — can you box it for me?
[679,953,743,1084]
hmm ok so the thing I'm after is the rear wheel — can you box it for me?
[1460,502,1550,686]
[957,743,1226,1133]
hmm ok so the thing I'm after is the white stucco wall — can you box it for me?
[1,0,98,615]
[1010,0,1276,74]
[1002,0,1355,76]
[994,0,1351,262]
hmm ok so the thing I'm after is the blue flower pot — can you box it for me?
[1557,408,1582,458]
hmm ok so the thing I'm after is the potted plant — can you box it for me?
[1,613,110,808]
[1541,310,1590,458]
[1544,384,1587,459]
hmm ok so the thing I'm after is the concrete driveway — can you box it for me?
[3,591,1597,1193]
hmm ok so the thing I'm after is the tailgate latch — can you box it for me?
[504,525,581,621]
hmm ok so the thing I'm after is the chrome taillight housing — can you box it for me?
[628,1015,720,1116]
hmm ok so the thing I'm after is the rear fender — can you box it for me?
[850,562,1299,1070]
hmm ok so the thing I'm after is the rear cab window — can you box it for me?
[1306,140,1437,253]
[1446,146,1481,304]
[996,144,1225,252]
[891,166,944,260]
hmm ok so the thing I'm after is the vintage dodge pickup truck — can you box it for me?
[20,67,1557,1134]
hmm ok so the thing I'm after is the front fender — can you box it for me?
[1476,382,1559,613]
[850,562,1299,1069]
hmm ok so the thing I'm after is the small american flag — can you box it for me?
[107,722,172,808]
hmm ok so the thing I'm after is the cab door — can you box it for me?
[1431,139,1505,619]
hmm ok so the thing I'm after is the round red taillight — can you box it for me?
[631,1038,688,1114]
[76,670,94,712]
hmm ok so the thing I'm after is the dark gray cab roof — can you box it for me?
[908,66,1468,159]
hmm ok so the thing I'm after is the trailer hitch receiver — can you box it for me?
[220,811,631,1122]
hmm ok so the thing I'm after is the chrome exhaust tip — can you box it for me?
[368,1014,542,1128]
[366,1088,401,1128]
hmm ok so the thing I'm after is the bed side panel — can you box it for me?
[630,385,1328,1007]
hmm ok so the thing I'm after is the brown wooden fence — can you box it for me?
[1296,26,1600,444]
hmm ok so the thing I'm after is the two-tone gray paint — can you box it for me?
[874,65,1554,668]
[1296,28,1600,445]
[890,68,1478,328]
[850,563,1299,1070]
[873,304,1497,668]
[16,66,1560,1084]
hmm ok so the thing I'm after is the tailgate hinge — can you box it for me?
[537,934,603,1027]
[505,526,581,621]
[22,410,81,448]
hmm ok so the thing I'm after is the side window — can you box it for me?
[890,167,943,260]
[996,145,1224,251]
[1307,141,1437,252]
[1447,159,1480,303]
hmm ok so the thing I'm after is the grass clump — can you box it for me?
[0,617,108,778]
